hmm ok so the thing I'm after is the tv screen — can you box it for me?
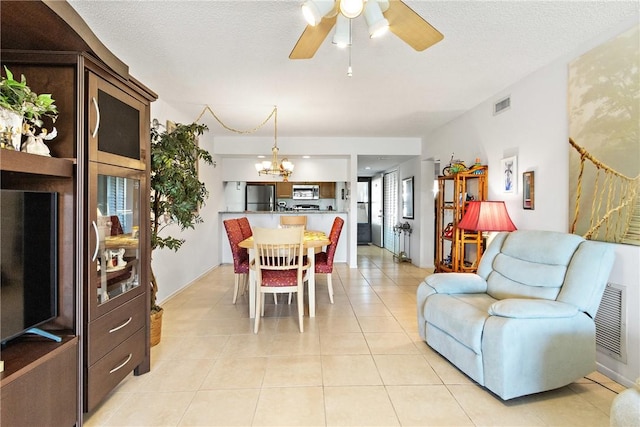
[1,190,58,344]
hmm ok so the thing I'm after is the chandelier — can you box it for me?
[254,107,294,181]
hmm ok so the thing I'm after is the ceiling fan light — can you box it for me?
[364,0,389,38]
[340,0,364,19]
[302,0,335,26]
[332,14,351,47]
[368,19,389,38]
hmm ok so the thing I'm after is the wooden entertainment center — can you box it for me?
[0,2,156,425]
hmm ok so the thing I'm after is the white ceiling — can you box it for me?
[67,1,637,175]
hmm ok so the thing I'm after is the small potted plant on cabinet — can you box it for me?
[149,121,212,346]
[0,66,58,151]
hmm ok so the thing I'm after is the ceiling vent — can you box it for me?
[493,96,511,115]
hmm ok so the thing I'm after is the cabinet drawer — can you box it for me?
[88,294,146,365]
[86,328,145,411]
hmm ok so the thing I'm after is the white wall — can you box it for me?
[149,99,224,304]
[215,136,422,269]
[421,18,640,387]
[221,157,349,182]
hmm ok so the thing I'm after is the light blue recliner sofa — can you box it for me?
[417,230,615,400]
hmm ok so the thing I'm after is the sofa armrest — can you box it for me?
[424,273,487,294]
[488,299,579,319]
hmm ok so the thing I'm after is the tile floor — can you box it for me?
[84,245,625,426]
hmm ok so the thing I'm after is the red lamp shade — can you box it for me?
[458,201,517,232]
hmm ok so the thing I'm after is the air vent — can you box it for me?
[493,96,511,115]
[595,283,626,363]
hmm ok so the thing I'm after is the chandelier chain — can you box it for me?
[194,105,277,135]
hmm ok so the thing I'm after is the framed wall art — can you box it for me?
[402,176,414,219]
[501,156,517,193]
[523,171,535,209]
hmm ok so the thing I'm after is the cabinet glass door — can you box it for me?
[90,163,144,314]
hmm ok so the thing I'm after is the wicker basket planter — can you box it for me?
[150,308,164,347]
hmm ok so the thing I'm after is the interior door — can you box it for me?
[357,178,371,244]
[371,175,383,247]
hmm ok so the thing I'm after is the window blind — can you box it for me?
[383,170,397,252]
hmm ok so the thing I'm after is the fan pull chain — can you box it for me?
[347,18,353,77]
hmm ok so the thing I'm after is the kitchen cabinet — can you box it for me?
[319,182,336,198]
[276,181,293,198]
[435,167,488,273]
[274,181,335,199]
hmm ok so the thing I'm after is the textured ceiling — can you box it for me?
[67,1,637,173]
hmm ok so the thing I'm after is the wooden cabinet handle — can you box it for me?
[91,96,100,138]
[108,317,132,333]
[91,221,100,261]
[109,353,132,374]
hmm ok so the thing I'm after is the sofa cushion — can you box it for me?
[484,230,584,300]
[424,293,496,354]
[486,253,566,300]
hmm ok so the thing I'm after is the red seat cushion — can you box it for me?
[260,269,298,287]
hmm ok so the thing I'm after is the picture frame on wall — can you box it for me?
[402,176,414,219]
[501,156,517,193]
[523,171,535,210]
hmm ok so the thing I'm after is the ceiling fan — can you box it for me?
[290,0,444,59]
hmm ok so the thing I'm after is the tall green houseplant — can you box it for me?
[149,122,212,319]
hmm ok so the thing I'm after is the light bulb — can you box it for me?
[340,0,364,18]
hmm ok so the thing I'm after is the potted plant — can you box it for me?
[149,122,212,346]
[0,66,58,150]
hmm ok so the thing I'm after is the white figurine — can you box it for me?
[21,126,57,156]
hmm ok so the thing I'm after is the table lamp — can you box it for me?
[457,201,517,232]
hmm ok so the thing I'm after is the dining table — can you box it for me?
[238,229,331,319]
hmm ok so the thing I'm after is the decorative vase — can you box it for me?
[0,107,23,151]
[150,307,164,347]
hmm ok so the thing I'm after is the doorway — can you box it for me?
[356,178,371,244]
[371,175,383,247]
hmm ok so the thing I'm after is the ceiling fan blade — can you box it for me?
[289,15,337,59]
[385,0,444,51]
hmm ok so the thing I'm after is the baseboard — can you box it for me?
[156,264,221,306]
[596,362,635,388]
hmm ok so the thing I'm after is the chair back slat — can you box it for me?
[253,227,305,272]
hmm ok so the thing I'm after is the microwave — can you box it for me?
[292,185,319,200]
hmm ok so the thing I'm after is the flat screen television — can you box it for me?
[1,190,58,345]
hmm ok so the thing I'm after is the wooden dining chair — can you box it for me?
[314,216,344,304]
[223,218,250,304]
[280,215,307,228]
[252,227,310,333]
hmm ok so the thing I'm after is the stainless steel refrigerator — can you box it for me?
[245,184,275,211]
